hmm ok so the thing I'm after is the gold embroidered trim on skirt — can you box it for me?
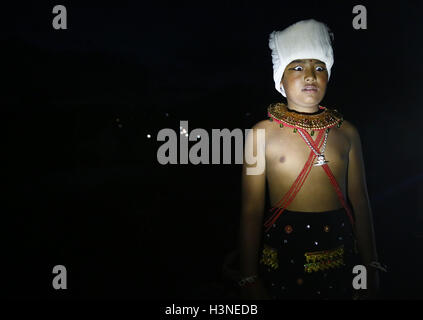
[304,245,345,273]
[260,244,279,270]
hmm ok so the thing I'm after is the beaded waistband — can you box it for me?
[260,244,347,274]
[304,245,345,273]
[260,244,279,270]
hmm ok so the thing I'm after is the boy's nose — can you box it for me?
[305,73,316,82]
[305,71,316,82]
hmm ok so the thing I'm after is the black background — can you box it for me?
[2,1,423,299]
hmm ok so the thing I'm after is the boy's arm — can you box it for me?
[346,122,380,291]
[239,123,267,279]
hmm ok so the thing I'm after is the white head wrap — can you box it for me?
[269,19,334,97]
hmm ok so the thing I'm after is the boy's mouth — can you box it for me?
[302,85,318,92]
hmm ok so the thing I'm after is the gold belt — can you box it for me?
[260,244,345,273]
[304,245,345,273]
[260,244,279,270]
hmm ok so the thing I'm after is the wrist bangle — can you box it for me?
[238,275,258,287]
[366,261,387,272]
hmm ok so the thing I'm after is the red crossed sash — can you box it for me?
[263,128,354,232]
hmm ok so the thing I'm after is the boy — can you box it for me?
[239,19,382,299]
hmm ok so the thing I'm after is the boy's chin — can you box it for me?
[286,98,324,107]
[286,92,324,103]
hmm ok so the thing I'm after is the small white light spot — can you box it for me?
[197,135,200,139]
[314,241,318,245]
[147,134,151,138]
[306,224,311,229]
[185,133,188,137]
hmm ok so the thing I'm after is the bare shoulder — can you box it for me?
[339,119,361,150]
[250,119,273,130]
[248,118,281,143]
[341,119,359,138]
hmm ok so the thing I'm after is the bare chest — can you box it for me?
[266,126,349,167]
[265,125,351,210]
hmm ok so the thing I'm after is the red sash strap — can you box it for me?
[264,129,325,231]
[264,128,354,232]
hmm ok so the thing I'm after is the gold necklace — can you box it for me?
[267,102,344,134]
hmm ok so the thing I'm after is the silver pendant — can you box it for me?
[314,155,329,166]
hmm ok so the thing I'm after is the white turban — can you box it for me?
[269,19,334,97]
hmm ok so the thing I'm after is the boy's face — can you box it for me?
[281,59,328,108]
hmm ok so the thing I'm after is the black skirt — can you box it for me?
[259,207,361,300]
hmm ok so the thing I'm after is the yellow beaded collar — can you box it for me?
[267,102,344,130]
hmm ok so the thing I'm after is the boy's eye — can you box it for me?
[316,66,326,71]
[292,66,303,71]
